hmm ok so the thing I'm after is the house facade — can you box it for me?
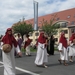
[13,8,75,45]
[24,8,75,45]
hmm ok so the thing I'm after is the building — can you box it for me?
[24,8,75,45]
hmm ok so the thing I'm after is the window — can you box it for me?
[64,30,68,34]
[71,28,75,33]
[74,14,75,18]
[56,24,60,28]
[55,38,58,42]
[70,21,75,25]
[35,32,39,36]
[56,18,60,21]
[35,39,37,41]
[29,32,32,36]
[67,15,70,18]
[61,23,67,27]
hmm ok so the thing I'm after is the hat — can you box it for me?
[3,44,12,53]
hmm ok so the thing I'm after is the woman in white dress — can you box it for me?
[69,33,75,62]
[35,32,48,68]
[1,28,22,75]
[58,32,68,66]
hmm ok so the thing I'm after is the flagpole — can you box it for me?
[33,0,38,31]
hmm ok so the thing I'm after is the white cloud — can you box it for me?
[0,0,75,35]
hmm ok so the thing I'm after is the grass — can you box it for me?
[21,46,58,53]
[54,47,58,51]
[21,46,37,53]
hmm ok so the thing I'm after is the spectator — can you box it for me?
[49,35,55,55]
[17,33,23,50]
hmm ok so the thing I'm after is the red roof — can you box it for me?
[25,8,75,27]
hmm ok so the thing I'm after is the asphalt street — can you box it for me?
[0,51,75,75]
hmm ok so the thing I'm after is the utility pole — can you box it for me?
[33,0,38,31]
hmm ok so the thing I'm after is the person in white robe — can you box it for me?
[1,28,22,75]
[68,33,75,62]
[35,32,48,68]
[58,32,68,66]
[24,34,32,56]
[0,35,3,57]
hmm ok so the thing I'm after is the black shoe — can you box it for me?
[28,55,31,56]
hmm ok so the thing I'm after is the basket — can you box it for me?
[3,44,12,53]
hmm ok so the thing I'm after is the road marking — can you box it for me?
[16,67,40,75]
[0,61,40,75]
[0,61,3,64]
[0,65,3,67]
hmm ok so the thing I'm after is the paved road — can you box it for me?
[0,51,75,75]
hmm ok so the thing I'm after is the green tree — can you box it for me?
[12,21,33,39]
[41,17,60,36]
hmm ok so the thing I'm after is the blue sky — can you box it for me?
[0,0,75,35]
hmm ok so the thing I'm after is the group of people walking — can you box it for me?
[35,30,75,67]
[58,31,75,66]
[0,27,75,75]
[15,33,32,56]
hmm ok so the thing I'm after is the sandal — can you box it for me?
[69,59,73,62]
[58,59,62,64]
[43,65,48,68]
[64,63,68,66]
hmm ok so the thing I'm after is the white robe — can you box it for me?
[2,45,20,75]
[24,38,31,55]
[58,43,68,60]
[68,43,75,57]
[35,42,48,65]
[25,45,31,55]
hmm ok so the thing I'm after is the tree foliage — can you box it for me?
[41,16,60,36]
[12,21,33,38]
